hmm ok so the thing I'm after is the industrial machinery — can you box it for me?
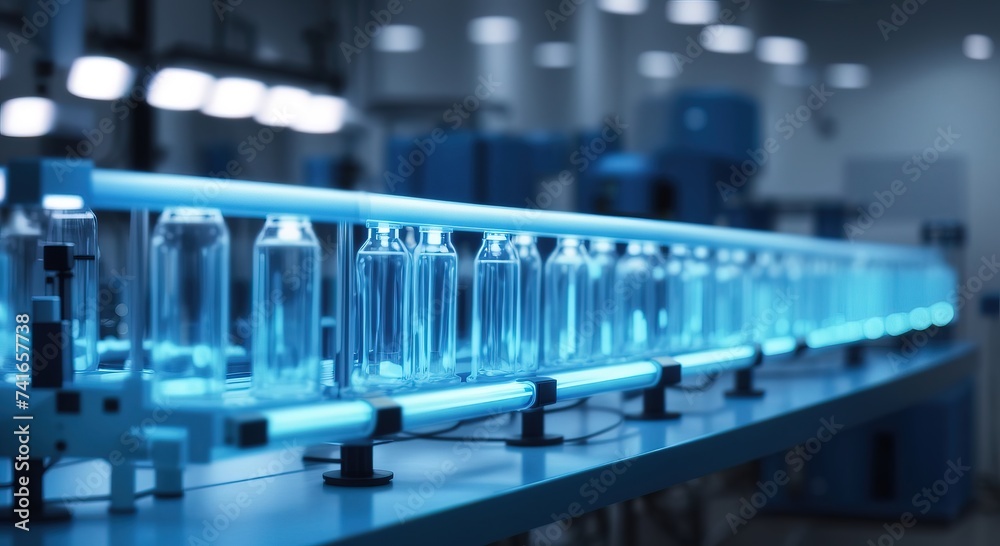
[0,158,958,523]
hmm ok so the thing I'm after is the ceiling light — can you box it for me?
[666,0,719,25]
[701,25,754,54]
[0,97,57,137]
[291,95,348,134]
[826,63,869,89]
[637,51,679,79]
[67,56,134,100]
[375,25,424,52]
[963,34,994,60]
[147,68,215,111]
[534,42,575,68]
[468,16,520,45]
[202,77,267,118]
[255,85,310,127]
[756,36,808,65]
[43,194,85,210]
[599,0,647,15]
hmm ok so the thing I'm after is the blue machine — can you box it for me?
[760,378,974,521]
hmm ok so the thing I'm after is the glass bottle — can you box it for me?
[251,215,321,399]
[642,242,669,354]
[46,208,99,373]
[614,242,654,357]
[354,222,412,392]
[680,245,712,350]
[513,234,541,374]
[544,237,592,368]
[712,248,741,347]
[150,207,230,401]
[472,231,520,381]
[588,239,617,360]
[413,226,458,385]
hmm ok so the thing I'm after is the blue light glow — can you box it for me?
[930,302,956,327]
[885,313,910,337]
[863,317,886,340]
[264,400,375,440]
[547,360,661,401]
[674,345,756,375]
[395,382,535,430]
[761,336,797,356]
[909,308,932,331]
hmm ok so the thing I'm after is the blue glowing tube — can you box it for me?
[87,169,940,262]
[546,360,661,402]
[261,400,375,441]
[674,345,757,376]
[394,382,535,430]
[761,336,798,357]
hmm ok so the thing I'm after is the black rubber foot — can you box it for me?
[0,504,72,522]
[725,389,765,399]
[506,434,564,447]
[625,410,682,421]
[322,469,393,487]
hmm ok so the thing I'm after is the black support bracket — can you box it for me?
[322,397,401,487]
[506,377,564,447]
[725,344,766,399]
[625,358,683,421]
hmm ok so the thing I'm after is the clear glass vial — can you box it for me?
[588,239,618,360]
[413,226,458,384]
[354,222,412,392]
[46,208,100,373]
[679,245,713,350]
[513,234,542,374]
[614,241,654,357]
[472,231,520,381]
[712,248,744,347]
[642,242,670,354]
[251,215,321,399]
[150,207,230,400]
[544,237,593,367]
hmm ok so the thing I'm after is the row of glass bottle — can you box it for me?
[3,204,956,401]
[350,224,957,392]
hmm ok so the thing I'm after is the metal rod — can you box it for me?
[128,209,149,376]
